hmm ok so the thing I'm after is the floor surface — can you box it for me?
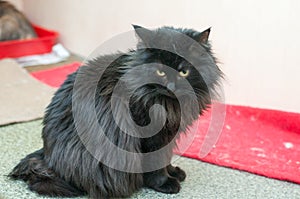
[1,120,299,199]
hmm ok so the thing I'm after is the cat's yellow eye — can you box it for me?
[179,70,190,77]
[156,70,166,77]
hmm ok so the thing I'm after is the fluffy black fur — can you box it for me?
[9,25,223,198]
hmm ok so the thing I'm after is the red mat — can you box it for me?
[176,105,300,184]
[31,62,81,87]
[30,63,300,184]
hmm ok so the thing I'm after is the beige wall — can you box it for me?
[7,0,23,10]
[15,0,300,112]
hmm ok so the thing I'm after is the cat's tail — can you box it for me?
[8,149,85,197]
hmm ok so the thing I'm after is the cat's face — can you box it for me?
[133,51,206,100]
[154,60,192,97]
[124,25,219,104]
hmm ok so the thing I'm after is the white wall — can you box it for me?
[20,0,300,112]
[7,0,23,10]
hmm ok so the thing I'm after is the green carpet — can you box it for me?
[1,120,299,199]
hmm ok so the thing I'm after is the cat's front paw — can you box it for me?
[151,177,181,194]
[167,165,186,182]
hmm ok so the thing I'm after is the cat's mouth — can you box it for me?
[158,89,182,99]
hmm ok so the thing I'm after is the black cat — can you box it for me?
[9,25,223,198]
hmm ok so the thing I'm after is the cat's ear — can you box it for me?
[196,27,211,44]
[132,24,143,30]
[132,24,153,43]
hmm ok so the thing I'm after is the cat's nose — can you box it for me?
[166,82,176,92]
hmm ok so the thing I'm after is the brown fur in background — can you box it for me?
[0,0,36,41]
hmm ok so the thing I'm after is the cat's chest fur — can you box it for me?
[130,97,181,130]
[129,96,184,153]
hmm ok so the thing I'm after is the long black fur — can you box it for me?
[9,25,223,198]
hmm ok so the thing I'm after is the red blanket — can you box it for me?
[176,105,300,184]
[31,62,81,87]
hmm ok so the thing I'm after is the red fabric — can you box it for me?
[30,63,300,184]
[30,62,81,87]
[176,105,300,184]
